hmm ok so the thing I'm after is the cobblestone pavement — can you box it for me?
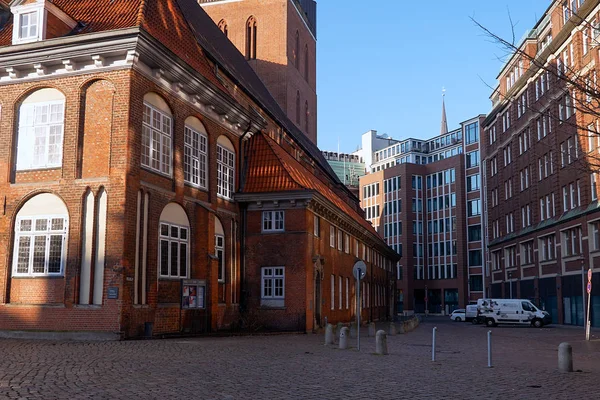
[1,318,600,399]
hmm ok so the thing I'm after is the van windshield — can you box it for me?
[522,301,537,312]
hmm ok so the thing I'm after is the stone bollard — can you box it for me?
[368,322,377,337]
[558,342,573,373]
[350,322,357,339]
[375,330,388,355]
[336,322,344,336]
[325,323,335,345]
[339,327,349,350]
[388,322,397,336]
[398,322,405,334]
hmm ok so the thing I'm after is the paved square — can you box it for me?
[1,318,599,399]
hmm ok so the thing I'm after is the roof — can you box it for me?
[244,132,384,240]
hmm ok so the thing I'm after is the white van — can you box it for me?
[477,299,552,328]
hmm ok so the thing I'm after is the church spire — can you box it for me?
[440,88,448,135]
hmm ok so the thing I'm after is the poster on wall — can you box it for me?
[181,279,206,309]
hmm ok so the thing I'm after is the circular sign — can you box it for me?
[353,261,367,280]
[588,282,592,294]
[588,269,593,282]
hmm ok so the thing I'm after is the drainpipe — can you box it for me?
[238,120,254,314]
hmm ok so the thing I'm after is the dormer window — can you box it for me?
[19,11,38,41]
[11,0,76,45]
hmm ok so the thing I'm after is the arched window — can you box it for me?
[246,16,257,60]
[159,203,190,279]
[16,88,65,170]
[215,217,225,282]
[305,101,309,134]
[13,193,68,276]
[184,116,208,189]
[218,19,228,38]
[304,44,309,82]
[142,93,172,176]
[217,136,235,200]
[295,91,301,124]
[294,30,299,69]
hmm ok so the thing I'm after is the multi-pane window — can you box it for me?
[13,216,68,276]
[18,11,38,41]
[467,175,480,192]
[505,246,517,268]
[344,233,350,254]
[262,267,284,300]
[142,104,172,175]
[262,210,284,232]
[468,249,482,266]
[314,215,320,237]
[590,221,600,251]
[468,199,481,217]
[330,275,335,310]
[217,144,235,199]
[466,151,479,168]
[337,230,343,251]
[491,250,502,270]
[159,222,188,278]
[17,100,65,170]
[338,276,342,310]
[562,227,582,257]
[592,173,598,201]
[521,241,534,265]
[330,225,335,247]
[183,126,207,188]
[216,235,225,282]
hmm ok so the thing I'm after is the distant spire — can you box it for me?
[441,87,448,135]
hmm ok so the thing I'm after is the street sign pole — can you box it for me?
[586,268,592,341]
[353,261,367,351]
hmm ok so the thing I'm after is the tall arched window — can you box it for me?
[13,193,69,277]
[305,101,309,134]
[183,116,208,189]
[16,88,65,170]
[218,19,228,38]
[294,30,300,69]
[141,93,172,176]
[217,136,236,200]
[304,44,309,82]
[215,217,225,283]
[246,16,257,60]
[295,91,301,124]
[159,203,190,279]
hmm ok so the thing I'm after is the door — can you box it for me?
[315,271,322,328]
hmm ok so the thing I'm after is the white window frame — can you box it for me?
[142,103,172,176]
[261,267,285,304]
[330,225,335,247]
[592,173,598,201]
[12,7,43,45]
[338,275,342,310]
[17,100,65,170]
[262,210,285,232]
[314,215,320,237]
[183,126,208,189]
[13,215,68,277]
[158,222,189,279]
[217,144,235,200]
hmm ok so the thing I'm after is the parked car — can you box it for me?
[477,298,552,328]
[450,309,466,322]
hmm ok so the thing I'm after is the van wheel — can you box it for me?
[532,319,543,328]
[486,318,496,327]
[455,317,462,322]
[472,318,479,325]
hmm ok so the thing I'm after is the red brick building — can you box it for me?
[199,0,318,144]
[0,0,395,338]
[359,115,486,314]
[482,0,600,326]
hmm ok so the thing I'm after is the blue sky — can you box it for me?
[316,1,549,153]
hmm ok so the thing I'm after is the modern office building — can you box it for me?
[321,151,365,195]
[482,0,600,326]
[360,109,486,314]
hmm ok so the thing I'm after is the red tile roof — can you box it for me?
[244,132,379,237]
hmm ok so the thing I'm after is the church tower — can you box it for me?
[199,0,318,144]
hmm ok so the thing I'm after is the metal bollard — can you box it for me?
[388,322,397,336]
[432,327,437,361]
[558,342,573,373]
[339,327,349,350]
[487,330,493,368]
[325,323,334,345]
[375,330,388,355]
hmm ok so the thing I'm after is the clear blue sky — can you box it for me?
[316,1,549,153]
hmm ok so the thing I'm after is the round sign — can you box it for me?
[353,261,367,280]
[587,282,592,294]
[588,269,593,282]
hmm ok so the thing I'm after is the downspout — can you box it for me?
[238,120,254,314]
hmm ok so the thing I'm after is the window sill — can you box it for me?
[16,166,62,172]
[563,255,583,262]
[539,260,556,266]
[262,230,285,234]
[141,165,172,179]
[11,275,64,279]
[184,182,208,192]
[74,304,102,309]
[521,263,535,268]
[217,195,234,202]
[159,277,188,281]
[259,306,287,310]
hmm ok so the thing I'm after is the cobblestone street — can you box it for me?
[1,317,600,399]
